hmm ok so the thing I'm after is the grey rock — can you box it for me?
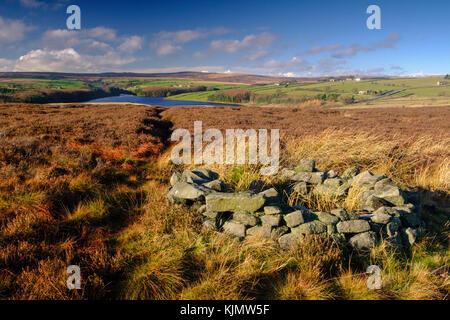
[284,210,306,228]
[349,231,377,250]
[182,169,210,184]
[206,191,265,213]
[258,188,280,205]
[327,224,338,235]
[271,226,289,239]
[352,171,386,189]
[279,233,302,249]
[191,168,219,181]
[375,185,406,207]
[264,205,282,215]
[291,221,327,235]
[295,159,316,172]
[203,211,219,220]
[365,195,393,210]
[223,221,246,237]
[291,181,308,195]
[401,227,418,247]
[261,214,282,227]
[246,225,272,238]
[233,212,259,227]
[281,169,324,184]
[341,166,360,180]
[168,182,213,202]
[317,212,339,225]
[330,208,350,221]
[337,220,371,234]
[326,170,339,179]
[386,220,401,237]
[371,212,392,224]
[170,172,183,186]
[203,179,227,192]
[313,182,349,198]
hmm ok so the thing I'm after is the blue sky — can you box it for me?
[0,0,448,76]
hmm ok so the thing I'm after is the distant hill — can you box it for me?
[0,71,329,85]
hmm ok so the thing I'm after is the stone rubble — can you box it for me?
[167,159,425,252]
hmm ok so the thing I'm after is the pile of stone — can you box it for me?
[167,160,423,251]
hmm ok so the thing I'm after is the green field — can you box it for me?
[1,74,449,107]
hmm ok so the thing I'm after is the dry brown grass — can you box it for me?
[0,102,448,300]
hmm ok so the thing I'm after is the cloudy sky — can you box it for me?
[0,0,449,76]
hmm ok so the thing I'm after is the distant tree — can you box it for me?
[445,74,449,79]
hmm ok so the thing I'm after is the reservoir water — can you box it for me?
[84,94,239,107]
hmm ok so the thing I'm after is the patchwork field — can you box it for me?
[0,102,448,299]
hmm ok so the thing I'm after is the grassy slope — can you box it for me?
[0,103,448,300]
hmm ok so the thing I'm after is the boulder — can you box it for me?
[182,169,210,184]
[168,182,213,203]
[327,224,338,235]
[223,221,246,238]
[247,225,272,238]
[261,214,282,227]
[341,166,360,180]
[264,205,282,215]
[326,170,339,179]
[365,195,393,210]
[352,171,386,189]
[170,172,183,186]
[330,208,350,221]
[203,179,227,192]
[371,212,392,224]
[205,191,265,213]
[313,182,349,198]
[281,169,324,184]
[337,220,371,234]
[291,181,309,195]
[349,231,377,250]
[279,233,302,249]
[374,185,406,207]
[271,226,289,239]
[291,221,327,235]
[317,212,339,225]
[294,159,316,172]
[284,210,306,228]
[258,188,280,205]
[233,212,259,227]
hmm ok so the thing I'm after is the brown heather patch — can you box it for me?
[0,102,448,300]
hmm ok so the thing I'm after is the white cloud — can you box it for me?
[210,33,276,54]
[41,28,118,52]
[0,58,15,71]
[13,48,136,72]
[241,50,270,61]
[153,42,182,56]
[307,44,343,55]
[133,66,228,74]
[119,35,143,53]
[332,33,401,58]
[18,0,44,8]
[0,16,32,46]
[151,27,229,57]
